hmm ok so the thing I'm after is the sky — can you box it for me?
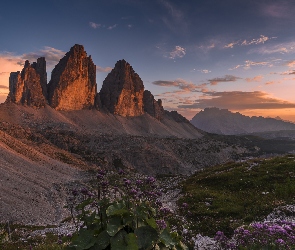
[1,0,295,122]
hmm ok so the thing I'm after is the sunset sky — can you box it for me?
[1,0,295,121]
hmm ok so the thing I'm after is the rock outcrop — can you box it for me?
[143,90,164,120]
[6,58,47,107]
[48,44,97,110]
[99,60,144,116]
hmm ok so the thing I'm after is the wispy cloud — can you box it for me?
[89,22,101,29]
[286,60,295,67]
[245,75,263,82]
[178,91,295,110]
[224,35,273,49]
[159,0,187,33]
[261,2,295,19]
[169,46,186,59]
[197,42,215,53]
[22,47,65,67]
[107,24,118,30]
[208,75,241,85]
[224,41,239,49]
[152,78,202,92]
[230,59,280,70]
[265,81,276,85]
[96,66,112,73]
[199,69,211,74]
[248,41,295,54]
[242,35,273,46]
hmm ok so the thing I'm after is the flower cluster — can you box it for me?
[215,220,295,249]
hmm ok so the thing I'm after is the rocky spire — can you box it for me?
[143,90,164,120]
[6,58,47,107]
[47,44,97,110]
[99,60,144,116]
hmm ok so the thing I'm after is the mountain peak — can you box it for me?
[99,59,144,116]
[191,108,295,134]
[47,44,97,110]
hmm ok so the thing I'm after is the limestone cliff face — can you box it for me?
[48,44,97,110]
[6,59,47,107]
[32,57,47,99]
[99,60,144,116]
[143,90,164,120]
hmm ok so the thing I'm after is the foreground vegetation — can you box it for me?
[180,154,295,237]
[1,154,295,249]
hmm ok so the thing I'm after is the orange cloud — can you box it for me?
[245,75,263,82]
[208,75,241,85]
[152,78,204,92]
[286,60,295,68]
[96,66,112,73]
[178,91,295,110]
[265,81,275,85]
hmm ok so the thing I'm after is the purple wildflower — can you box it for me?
[156,219,167,230]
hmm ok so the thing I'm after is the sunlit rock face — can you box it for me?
[48,44,97,110]
[6,58,47,107]
[99,60,144,117]
[143,90,164,120]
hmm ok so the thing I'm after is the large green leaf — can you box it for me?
[125,233,139,250]
[110,230,128,250]
[175,241,189,250]
[159,228,176,248]
[89,230,110,250]
[106,202,129,217]
[107,216,124,236]
[70,228,96,250]
[135,225,159,249]
[145,218,157,229]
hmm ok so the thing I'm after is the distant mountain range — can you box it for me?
[190,107,295,135]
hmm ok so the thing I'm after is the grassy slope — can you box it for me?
[179,155,295,237]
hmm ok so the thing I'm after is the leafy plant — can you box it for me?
[65,170,187,250]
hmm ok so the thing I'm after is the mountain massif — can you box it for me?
[2,45,294,226]
[191,107,295,135]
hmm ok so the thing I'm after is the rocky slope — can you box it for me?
[191,107,295,135]
[0,102,254,225]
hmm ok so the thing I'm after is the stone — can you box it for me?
[99,60,144,116]
[143,90,164,120]
[6,59,47,107]
[47,44,97,110]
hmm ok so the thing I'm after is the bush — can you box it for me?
[65,170,187,250]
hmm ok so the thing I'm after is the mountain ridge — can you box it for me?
[190,107,295,135]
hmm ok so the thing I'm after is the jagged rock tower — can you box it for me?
[47,44,97,110]
[6,58,47,107]
[99,60,144,116]
[143,90,164,120]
